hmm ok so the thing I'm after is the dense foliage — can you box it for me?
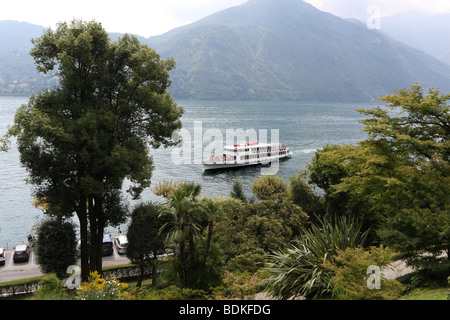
[324,247,404,300]
[3,21,448,299]
[28,83,450,299]
[27,86,449,299]
[35,217,77,278]
[7,20,183,281]
[308,85,449,276]
[266,216,369,299]
[126,202,171,287]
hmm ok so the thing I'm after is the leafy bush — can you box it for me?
[34,273,67,300]
[137,286,206,300]
[76,271,134,300]
[35,217,78,278]
[162,240,225,290]
[226,249,267,273]
[211,272,264,300]
[213,196,308,274]
[447,277,450,300]
[324,246,404,300]
[265,216,369,299]
[250,175,287,201]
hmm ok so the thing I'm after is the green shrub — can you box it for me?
[35,217,77,278]
[34,273,67,300]
[265,216,369,299]
[139,286,206,300]
[324,246,404,300]
[226,249,266,273]
[210,272,264,300]
[447,276,450,300]
[76,271,134,300]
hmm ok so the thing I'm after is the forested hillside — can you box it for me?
[1,0,450,101]
[147,0,450,101]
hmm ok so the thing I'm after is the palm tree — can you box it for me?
[266,216,370,299]
[202,198,219,263]
[163,182,203,285]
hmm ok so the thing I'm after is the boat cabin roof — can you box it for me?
[224,142,277,150]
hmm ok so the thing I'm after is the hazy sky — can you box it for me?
[305,0,450,19]
[1,0,449,38]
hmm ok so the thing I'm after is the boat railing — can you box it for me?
[205,156,235,164]
[203,145,290,164]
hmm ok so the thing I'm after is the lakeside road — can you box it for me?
[1,250,415,283]
[0,247,131,283]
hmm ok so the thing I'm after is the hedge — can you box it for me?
[0,264,143,298]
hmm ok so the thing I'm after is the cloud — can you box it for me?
[1,0,449,37]
[305,0,450,19]
[0,0,247,37]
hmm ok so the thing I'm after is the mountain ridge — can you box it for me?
[146,0,450,101]
[380,11,450,65]
[1,0,450,101]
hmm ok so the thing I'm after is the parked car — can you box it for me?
[77,236,116,256]
[113,235,128,255]
[13,244,30,263]
[103,234,113,256]
[0,248,5,266]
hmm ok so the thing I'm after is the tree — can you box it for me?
[161,182,224,289]
[212,194,309,273]
[211,198,263,272]
[245,200,309,252]
[288,170,324,220]
[250,175,287,201]
[308,144,349,194]
[35,217,78,278]
[8,20,183,281]
[230,178,247,203]
[326,84,449,276]
[307,144,376,238]
[153,180,187,199]
[355,84,450,274]
[324,246,403,300]
[126,202,171,287]
[0,137,8,152]
[162,182,203,286]
[202,198,219,265]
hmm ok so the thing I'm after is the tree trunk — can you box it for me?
[95,196,104,277]
[151,259,157,287]
[88,196,98,274]
[179,240,189,285]
[138,263,144,287]
[88,195,104,277]
[188,211,196,269]
[76,198,89,283]
[205,220,214,263]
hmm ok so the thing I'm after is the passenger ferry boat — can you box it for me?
[203,142,292,171]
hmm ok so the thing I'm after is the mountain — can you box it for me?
[147,0,450,101]
[0,20,45,51]
[0,22,148,96]
[0,21,55,95]
[381,11,450,66]
[1,0,450,101]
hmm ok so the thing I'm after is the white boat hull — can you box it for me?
[203,153,292,171]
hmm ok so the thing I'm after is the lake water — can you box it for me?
[0,96,372,246]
